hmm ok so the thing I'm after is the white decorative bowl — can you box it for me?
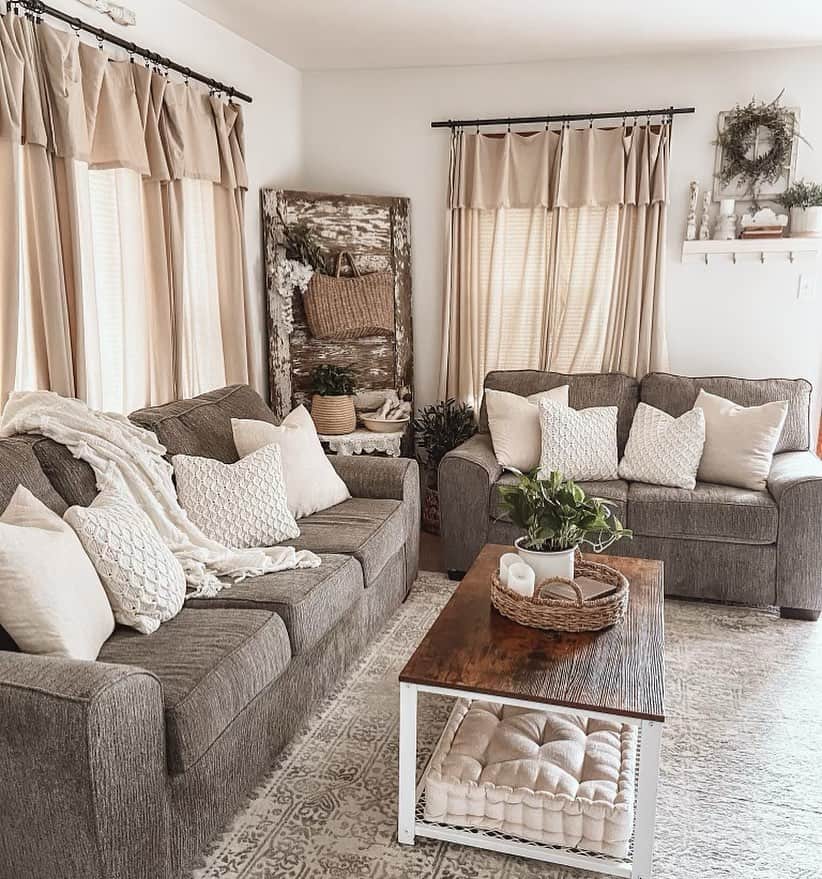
[360,416,410,434]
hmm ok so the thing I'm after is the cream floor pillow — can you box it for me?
[0,486,114,659]
[486,385,570,471]
[619,403,706,489]
[693,389,788,491]
[538,398,619,481]
[232,405,350,519]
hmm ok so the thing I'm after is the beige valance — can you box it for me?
[449,124,669,210]
[0,12,246,188]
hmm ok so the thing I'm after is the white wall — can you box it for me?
[48,0,303,393]
[302,48,822,432]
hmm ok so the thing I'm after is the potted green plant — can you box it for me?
[412,399,476,534]
[777,180,822,238]
[310,365,357,435]
[497,470,632,581]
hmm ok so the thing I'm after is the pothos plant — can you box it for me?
[497,469,632,554]
[311,365,356,397]
[412,399,476,489]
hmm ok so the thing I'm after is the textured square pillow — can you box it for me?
[0,486,114,660]
[693,389,788,491]
[485,386,570,471]
[65,482,186,635]
[538,399,619,481]
[173,443,299,548]
[232,405,350,519]
[618,403,706,489]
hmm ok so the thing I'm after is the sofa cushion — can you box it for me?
[186,554,363,655]
[98,608,290,774]
[491,474,629,524]
[31,437,98,507]
[480,371,639,454]
[285,497,405,586]
[130,384,276,462]
[627,482,778,545]
[0,437,68,515]
[640,373,811,454]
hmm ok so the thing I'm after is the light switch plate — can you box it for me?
[797,274,816,302]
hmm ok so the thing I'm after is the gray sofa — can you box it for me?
[0,384,420,879]
[440,370,822,620]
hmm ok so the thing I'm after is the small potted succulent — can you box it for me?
[412,399,476,534]
[497,470,631,582]
[310,365,357,435]
[777,180,822,238]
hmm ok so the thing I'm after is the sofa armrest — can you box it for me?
[439,433,503,573]
[0,652,169,879]
[768,451,822,614]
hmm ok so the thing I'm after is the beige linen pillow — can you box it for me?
[0,486,114,660]
[693,389,788,491]
[232,405,350,519]
[485,386,570,471]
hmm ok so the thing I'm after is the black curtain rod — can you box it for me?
[6,0,253,103]
[431,106,695,129]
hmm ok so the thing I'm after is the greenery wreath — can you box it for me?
[715,94,799,200]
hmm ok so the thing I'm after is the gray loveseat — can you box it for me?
[0,384,420,879]
[440,370,822,620]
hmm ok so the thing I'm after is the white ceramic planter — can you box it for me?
[514,537,575,583]
[790,206,822,238]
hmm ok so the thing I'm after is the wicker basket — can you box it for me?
[490,554,629,633]
[310,394,356,435]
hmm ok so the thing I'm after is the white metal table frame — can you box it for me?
[398,681,663,879]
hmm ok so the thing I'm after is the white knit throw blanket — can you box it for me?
[0,391,321,598]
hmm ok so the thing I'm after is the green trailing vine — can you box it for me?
[715,93,803,203]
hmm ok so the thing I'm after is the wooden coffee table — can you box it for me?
[398,544,665,879]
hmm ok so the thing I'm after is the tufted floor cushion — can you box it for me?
[98,609,291,774]
[424,700,636,858]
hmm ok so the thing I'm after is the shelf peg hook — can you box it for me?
[760,251,765,264]
[789,251,795,264]
[732,251,737,265]
[704,252,708,266]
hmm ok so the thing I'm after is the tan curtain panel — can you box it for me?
[440,125,671,405]
[0,11,254,408]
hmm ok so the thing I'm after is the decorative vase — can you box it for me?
[422,486,440,535]
[789,206,822,238]
[514,537,576,584]
[310,394,356,435]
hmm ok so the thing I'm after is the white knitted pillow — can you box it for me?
[538,399,619,481]
[618,403,706,489]
[65,483,186,635]
[172,444,299,549]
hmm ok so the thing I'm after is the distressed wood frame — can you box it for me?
[262,189,413,419]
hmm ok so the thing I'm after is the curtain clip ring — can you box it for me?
[506,118,511,133]
[96,30,105,51]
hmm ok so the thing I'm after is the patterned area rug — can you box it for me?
[193,572,822,879]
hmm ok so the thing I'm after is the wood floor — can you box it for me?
[419,529,446,572]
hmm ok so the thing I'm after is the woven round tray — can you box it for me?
[490,555,629,633]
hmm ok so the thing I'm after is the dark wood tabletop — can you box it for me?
[401,544,665,722]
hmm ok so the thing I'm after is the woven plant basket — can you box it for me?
[490,553,629,633]
[310,394,356,435]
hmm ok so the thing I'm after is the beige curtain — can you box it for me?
[0,10,255,409]
[439,124,671,406]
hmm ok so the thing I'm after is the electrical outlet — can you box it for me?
[797,274,816,302]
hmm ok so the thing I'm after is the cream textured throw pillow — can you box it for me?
[173,444,299,548]
[693,389,788,491]
[485,386,570,471]
[0,487,114,659]
[66,482,186,635]
[232,405,350,519]
[618,403,706,489]
[538,399,619,481]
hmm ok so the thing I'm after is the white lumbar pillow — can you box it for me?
[0,486,114,660]
[618,403,706,490]
[485,386,570,471]
[232,405,350,519]
[173,443,299,548]
[538,398,619,482]
[693,389,788,491]
[65,481,186,635]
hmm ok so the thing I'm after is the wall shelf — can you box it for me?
[681,238,822,264]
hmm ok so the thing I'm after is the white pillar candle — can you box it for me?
[507,562,535,598]
[498,552,521,586]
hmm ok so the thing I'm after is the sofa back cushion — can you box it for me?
[640,373,812,453]
[130,384,277,461]
[480,371,639,454]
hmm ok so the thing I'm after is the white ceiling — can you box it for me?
[179,0,822,71]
